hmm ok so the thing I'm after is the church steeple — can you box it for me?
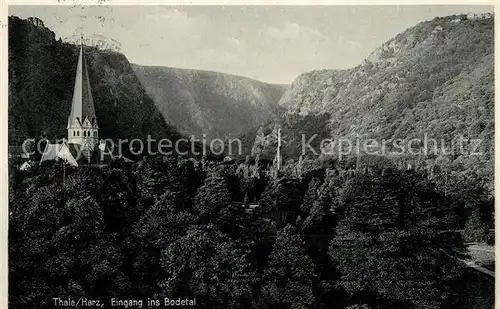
[67,34,99,148]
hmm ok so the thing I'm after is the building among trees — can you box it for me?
[40,36,123,167]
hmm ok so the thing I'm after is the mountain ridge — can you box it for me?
[249,13,494,185]
[132,64,288,140]
[132,63,288,87]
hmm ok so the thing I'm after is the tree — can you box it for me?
[98,167,137,233]
[127,190,196,296]
[193,165,231,221]
[300,177,321,214]
[159,224,254,308]
[9,174,131,307]
[261,225,316,309]
[329,169,466,309]
[301,179,331,235]
[257,178,305,229]
[463,209,488,243]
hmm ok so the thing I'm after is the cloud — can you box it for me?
[336,37,362,48]
[264,22,328,43]
[128,9,207,53]
[228,37,244,48]
[144,8,204,30]
[347,40,362,48]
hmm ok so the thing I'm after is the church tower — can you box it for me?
[67,35,99,150]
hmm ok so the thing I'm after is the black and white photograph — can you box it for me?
[6,2,496,308]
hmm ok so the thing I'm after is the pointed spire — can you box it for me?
[68,34,97,129]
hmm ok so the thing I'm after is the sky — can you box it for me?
[9,5,494,84]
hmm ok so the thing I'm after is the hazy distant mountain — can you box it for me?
[131,64,287,140]
[8,16,181,145]
[248,14,494,182]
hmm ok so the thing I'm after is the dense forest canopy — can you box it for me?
[9,154,494,308]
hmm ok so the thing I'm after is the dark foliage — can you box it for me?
[8,155,494,309]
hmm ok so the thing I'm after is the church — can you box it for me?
[40,36,125,167]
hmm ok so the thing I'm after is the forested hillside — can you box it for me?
[248,14,494,187]
[9,156,494,308]
[132,64,287,140]
[8,16,181,145]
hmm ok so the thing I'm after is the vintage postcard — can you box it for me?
[4,2,496,308]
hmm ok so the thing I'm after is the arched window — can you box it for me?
[77,131,80,136]
[73,131,75,136]
[83,131,86,137]
[93,132,97,137]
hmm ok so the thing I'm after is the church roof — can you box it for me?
[68,37,97,128]
[40,140,134,167]
[40,141,79,167]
